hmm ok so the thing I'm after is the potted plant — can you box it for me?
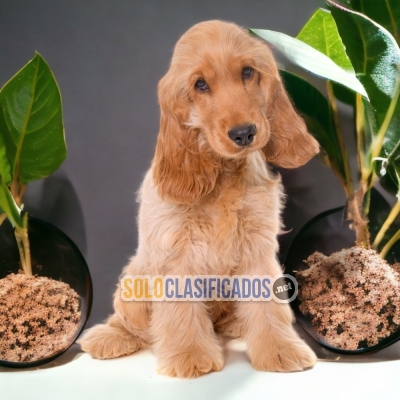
[0,53,92,367]
[250,0,400,353]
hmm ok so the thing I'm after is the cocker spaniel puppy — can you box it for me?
[79,20,319,377]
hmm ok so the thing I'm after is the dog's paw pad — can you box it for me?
[251,339,317,372]
[78,324,141,360]
[157,350,224,378]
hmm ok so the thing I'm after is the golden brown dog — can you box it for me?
[79,20,319,378]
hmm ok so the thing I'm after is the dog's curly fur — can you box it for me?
[79,20,319,378]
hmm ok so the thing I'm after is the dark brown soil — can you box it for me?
[296,247,400,350]
[0,273,81,362]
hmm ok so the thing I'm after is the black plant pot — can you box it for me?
[0,216,92,368]
[285,189,400,354]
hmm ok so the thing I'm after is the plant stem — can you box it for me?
[347,187,370,248]
[327,81,353,197]
[373,199,400,250]
[9,177,31,275]
[355,93,368,185]
[363,187,372,217]
[355,97,379,194]
[380,228,400,259]
[10,179,26,208]
[328,87,371,247]
[14,213,32,276]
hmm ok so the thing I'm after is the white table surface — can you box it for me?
[1,324,400,400]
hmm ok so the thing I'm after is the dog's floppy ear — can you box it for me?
[262,72,319,169]
[152,72,221,205]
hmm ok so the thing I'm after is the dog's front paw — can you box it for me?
[78,323,141,360]
[250,337,317,372]
[157,348,224,378]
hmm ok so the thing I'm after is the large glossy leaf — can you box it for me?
[0,174,22,227]
[329,1,400,134]
[328,0,400,186]
[378,102,400,197]
[280,70,346,186]
[297,8,354,72]
[340,0,400,46]
[374,75,400,194]
[0,132,11,186]
[0,53,66,184]
[296,7,356,106]
[331,81,356,106]
[0,107,12,224]
[249,28,368,98]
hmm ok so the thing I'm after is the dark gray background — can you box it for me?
[0,0,346,327]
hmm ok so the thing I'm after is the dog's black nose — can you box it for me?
[228,124,256,146]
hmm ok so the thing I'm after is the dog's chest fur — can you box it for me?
[139,152,282,275]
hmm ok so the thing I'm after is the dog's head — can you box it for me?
[153,20,319,204]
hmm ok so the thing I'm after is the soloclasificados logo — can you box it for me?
[120,274,297,303]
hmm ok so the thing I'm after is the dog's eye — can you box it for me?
[195,79,209,92]
[242,66,254,81]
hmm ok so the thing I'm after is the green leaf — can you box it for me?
[280,70,346,185]
[331,81,356,106]
[329,1,400,122]
[340,0,400,46]
[0,52,66,184]
[328,0,400,184]
[297,8,354,72]
[0,132,12,221]
[373,76,400,194]
[0,174,22,227]
[249,28,368,98]
[296,8,356,106]
[0,132,12,186]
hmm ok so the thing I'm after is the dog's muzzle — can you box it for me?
[228,124,256,146]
